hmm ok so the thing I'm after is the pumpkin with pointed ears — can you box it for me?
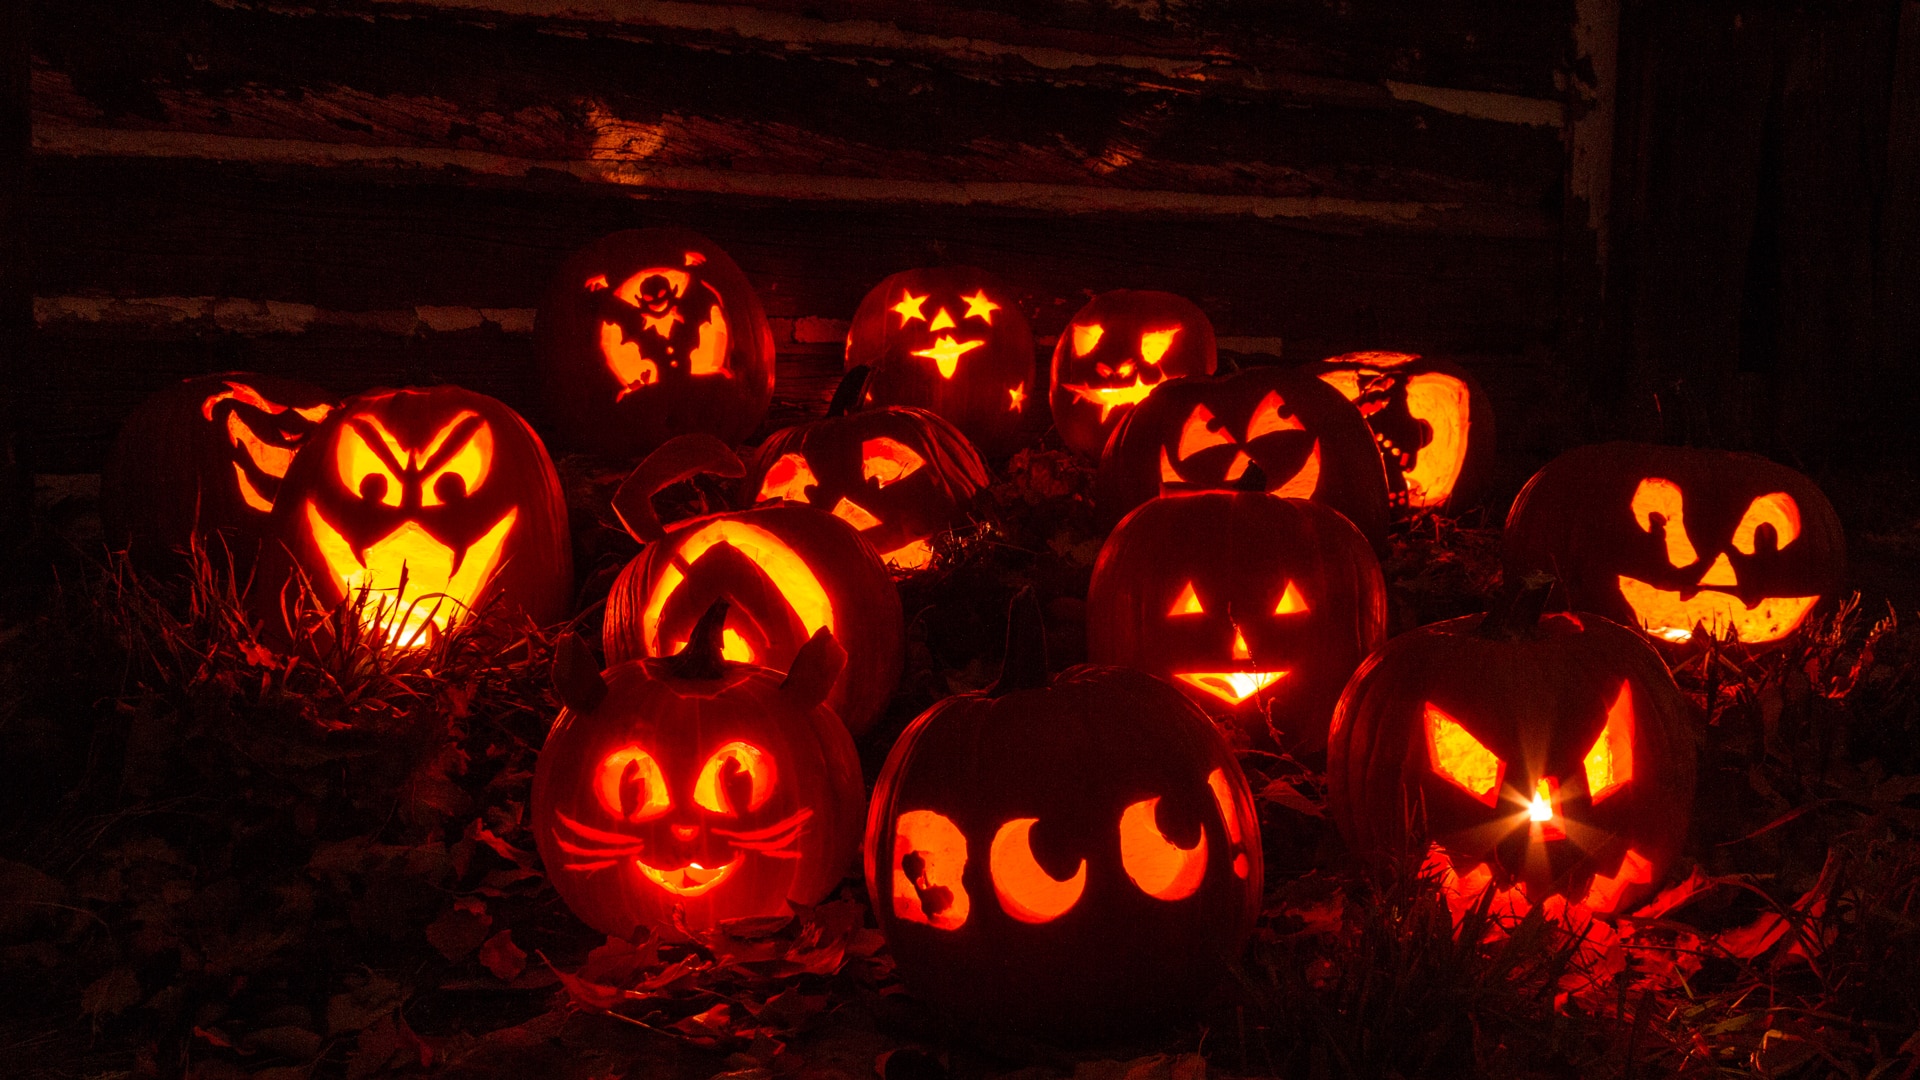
[1050,290,1217,458]
[603,435,904,737]
[866,592,1262,1037]
[1327,582,1696,919]
[534,605,864,936]
[536,228,776,457]
[1503,443,1844,647]
[741,367,990,575]
[845,265,1036,458]
[1301,350,1495,515]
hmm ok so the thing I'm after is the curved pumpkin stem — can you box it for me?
[613,434,747,543]
[827,366,872,420]
[1478,572,1559,641]
[666,599,733,680]
[989,587,1049,697]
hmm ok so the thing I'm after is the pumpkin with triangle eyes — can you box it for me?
[1301,350,1495,515]
[1050,290,1218,458]
[103,372,337,570]
[534,606,864,936]
[536,228,776,457]
[1327,586,1695,918]
[603,435,904,737]
[1094,365,1390,550]
[1502,442,1844,647]
[741,367,990,575]
[866,593,1262,1037]
[1087,489,1386,750]
[265,385,572,646]
[845,265,1036,458]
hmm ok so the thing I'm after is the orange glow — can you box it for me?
[861,437,925,487]
[1424,704,1503,806]
[878,538,935,572]
[1400,374,1471,508]
[1246,391,1304,441]
[1159,446,1180,484]
[233,464,275,512]
[1274,580,1309,615]
[1008,382,1026,412]
[831,496,882,532]
[1583,682,1634,803]
[757,453,818,504]
[1119,797,1207,901]
[1232,627,1251,661]
[1338,351,1418,368]
[306,501,517,646]
[928,307,956,333]
[1176,405,1233,459]
[1530,778,1565,842]
[1071,323,1105,356]
[226,411,295,479]
[595,746,673,822]
[638,519,836,657]
[693,741,776,814]
[989,819,1086,923]
[1630,478,1699,568]
[686,304,731,377]
[682,250,706,267]
[336,422,404,507]
[1206,767,1250,879]
[1581,849,1654,913]
[601,321,660,391]
[1269,441,1321,499]
[1616,576,1819,644]
[891,290,928,325]
[1223,451,1253,483]
[636,855,742,897]
[1699,553,1738,587]
[1177,665,1287,706]
[421,418,492,507]
[1063,378,1157,422]
[1732,492,1802,553]
[961,290,999,323]
[892,811,970,930]
[909,335,983,379]
[584,274,609,291]
[1168,581,1204,615]
[1138,328,1180,366]
[668,627,759,664]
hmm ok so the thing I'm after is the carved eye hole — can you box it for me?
[1274,580,1308,615]
[1120,796,1208,901]
[1246,391,1304,441]
[337,420,404,507]
[989,818,1086,923]
[892,810,970,930]
[891,290,928,326]
[862,437,926,488]
[614,268,688,307]
[421,414,492,507]
[1630,477,1699,568]
[1071,323,1105,357]
[693,741,776,815]
[1583,681,1635,804]
[1732,492,1802,554]
[1177,405,1234,460]
[831,497,883,531]
[1424,703,1504,807]
[595,746,671,823]
[1168,581,1205,616]
[961,290,999,324]
[1138,328,1180,366]
[757,453,817,504]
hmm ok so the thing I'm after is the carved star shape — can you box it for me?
[961,289,1000,324]
[910,335,984,379]
[891,290,929,326]
[1008,382,1026,412]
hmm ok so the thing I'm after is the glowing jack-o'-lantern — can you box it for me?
[266,385,572,646]
[533,606,864,936]
[846,266,1036,458]
[603,435,904,737]
[1503,443,1844,647]
[102,372,336,569]
[1327,584,1695,917]
[537,228,775,457]
[1050,290,1217,458]
[741,367,990,574]
[1302,351,1494,514]
[866,592,1261,1036]
[1087,486,1386,749]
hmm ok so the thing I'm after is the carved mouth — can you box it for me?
[1063,379,1156,422]
[909,335,984,379]
[305,501,517,646]
[634,855,743,897]
[1616,576,1818,644]
[1175,669,1288,705]
[551,807,815,896]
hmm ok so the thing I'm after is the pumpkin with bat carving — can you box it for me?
[103,373,336,569]
[1094,366,1390,550]
[1502,443,1844,647]
[603,435,904,737]
[1050,290,1217,458]
[741,367,990,575]
[1327,585,1695,918]
[1301,351,1495,515]
[866,592,1262,1036]
[265,385,572,646]
[1087,487,1386,750]
[845,265,1036,458]
[536,228,776,456]
[534,607,864,936]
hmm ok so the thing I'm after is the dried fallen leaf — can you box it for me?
[479,929,527,981]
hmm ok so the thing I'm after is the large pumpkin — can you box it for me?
[741,367,990,574]
[102,373,336,569]
[1094,365,1390,549]
[533,608,863,936]
[866,592,1262,1037]
[1503,442,1844,647]
[1301,350,1494,515]
[536,228,776,457]
[1087,488,1386,750]
[845,265,1035,458]
[266,385,572,646]
[1327,585,1696,917]
[1050,290,1217,458]
[603,435,904,737]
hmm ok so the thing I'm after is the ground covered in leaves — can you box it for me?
[3,450,1919,1079]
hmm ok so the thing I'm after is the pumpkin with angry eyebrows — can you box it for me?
[1050,290,1217,458]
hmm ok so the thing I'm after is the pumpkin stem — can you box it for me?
[989,588,1049,697]
[1232,462,1269,495]
[666,599,733,680]
[613,434,747,544]
[1477,572,1559,640]
[828,366,872,419]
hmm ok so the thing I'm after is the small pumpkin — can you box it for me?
[1301,351,1494,514]
[1050,290,1217,458]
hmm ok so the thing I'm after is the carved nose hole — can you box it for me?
[672,824,699,842]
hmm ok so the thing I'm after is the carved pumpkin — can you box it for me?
[1302,351,1494,514]
[1503,443,1845,647]
[536,228,776,457]
[603,435,904,737]
[534,607,863,936]
[1050,290,1217,458]
[845,266,1036,458]
[266,385,572,646]
[741,367,990,574]
[102,373,336,569]
[1094,366,1391,550]
[866,592,1262,1036]
[1087,488,1386,750]
[1327,585,1695,917]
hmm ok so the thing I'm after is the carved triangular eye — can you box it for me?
[1630,477,1699,568]
[1424,704,1504,807]
[757,453,817,504]
[1138,328,1180,366]
[1177,405,1234,460]
[861,437,925,488]
[1168,582,1204,616]
[1732,492,1801,554]
[1246,391,1304,441]
[421,413,493,507]
[1274,580,1308,615]
[337,419,404,507]
[1072,323,1105,356]
[1583,682,1635,804]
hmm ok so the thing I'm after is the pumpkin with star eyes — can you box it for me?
[866,592,1262,1036]
[1327,583,1696,919]
[1502,442,1844,647]
[1087,488,1386,750]
[1301,350,1495,515]
[534,605,864,936]
[1050,290,1217,458]
[603,434,904,737]
[845,265,1036,458]
[265,385,572,647]
[103,373,337,570]
[536,228,776,457]
[1094,365,1390,550]
[741,367,990,575]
